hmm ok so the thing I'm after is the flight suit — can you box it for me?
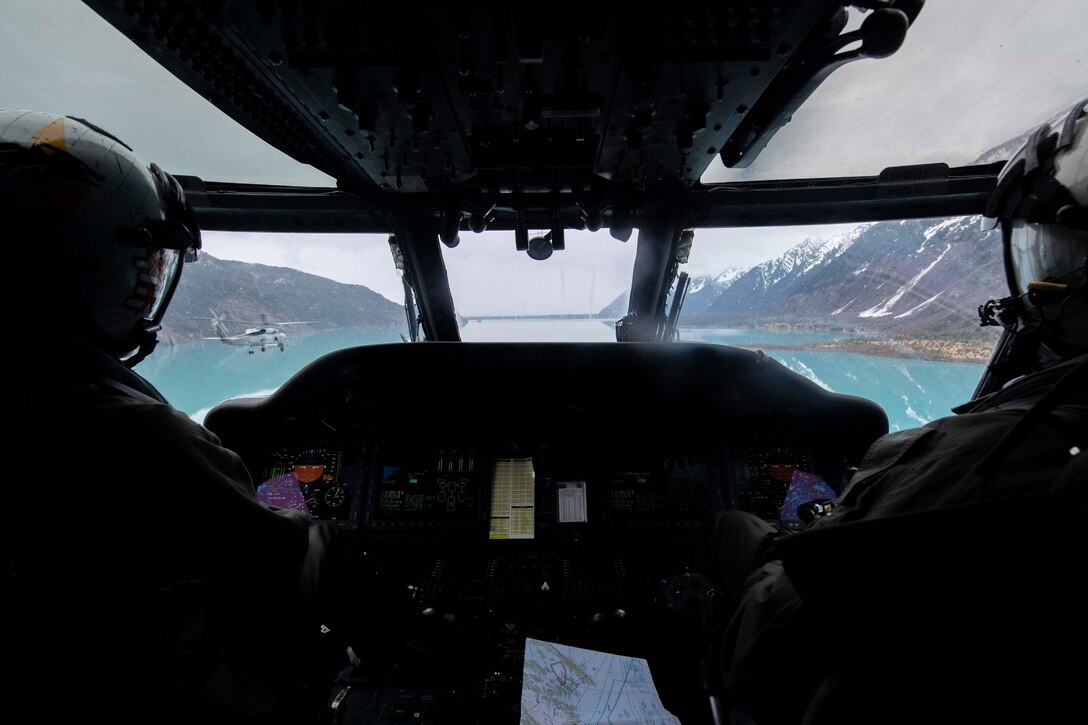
[711,352,1088,724]
[8,326,341,723]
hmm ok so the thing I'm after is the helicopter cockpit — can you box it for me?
[5,1,1087,722]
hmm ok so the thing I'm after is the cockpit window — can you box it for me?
[9,3,1085,188]
[677,217,1005,431]
[6,1,1065,428]
[444,229,638,342]
[0,0,334,187]
[139,232,407,422]
[702,2,1088,183]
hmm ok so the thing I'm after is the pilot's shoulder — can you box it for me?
[81,389,216,442]
[969,353,1088,414]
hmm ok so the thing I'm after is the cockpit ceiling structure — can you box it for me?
[85,0,987,237]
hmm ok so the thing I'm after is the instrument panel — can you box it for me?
[211,343,888,724]
[372,446,483,525]
[219,342,886,535]
[603,449,715,525]
[257,447,363,525]
[255,439,831,532]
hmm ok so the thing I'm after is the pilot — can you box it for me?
[0,110,352,723]
[707,98,1088,725]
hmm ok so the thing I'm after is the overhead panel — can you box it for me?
[84,0,842,197]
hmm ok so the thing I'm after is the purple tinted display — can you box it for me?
[257,472,312,517]
[779,470,835,523]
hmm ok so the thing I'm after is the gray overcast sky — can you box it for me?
[3,1,1087,314]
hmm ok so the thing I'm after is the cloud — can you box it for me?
[5,0,1084,314]
[0,0,334,186]
[202,231,404,303]
[702,1,1088,182]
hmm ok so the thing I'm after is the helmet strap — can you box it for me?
[122,327,160,368]
[984,325,1043,388]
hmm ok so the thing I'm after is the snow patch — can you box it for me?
[858,245,951,318]
[853,262,869,277]
[749,230,865,289]
[831,299,855,316]
[923,218,958,241]
[893,291,943,319]
[686,267,746,297]
[714,267,747,288]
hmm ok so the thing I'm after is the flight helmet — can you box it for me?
[982,97,1088,358]
[0,109,200,364]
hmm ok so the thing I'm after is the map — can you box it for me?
[520,639,680,725]
[256,471,311,516]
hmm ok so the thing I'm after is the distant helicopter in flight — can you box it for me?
[199,310,315,353]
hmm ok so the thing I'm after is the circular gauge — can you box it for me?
[324,485,346,507]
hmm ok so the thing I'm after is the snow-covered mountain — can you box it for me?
[600,113,1073,344]
[161,253,404,342]
[682,215,1006,339]
[684,267,748,315]
[711,227,868,313]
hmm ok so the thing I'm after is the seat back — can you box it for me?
[776,494,1084,723]
[1,351,224,719]
[3,351,44,655]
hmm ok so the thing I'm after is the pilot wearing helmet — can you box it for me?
[0,110,351,723]
[707,99,1088,725]
[979,96,1088,378]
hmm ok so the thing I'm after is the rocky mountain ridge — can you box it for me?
[598,213,1007,361]
[682,215,1004,336]
[160,253,405,343]
[599,109,1088,358]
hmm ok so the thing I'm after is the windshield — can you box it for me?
[446,229,638,342]
[3,0,1080,429]
[143,232,407,422]
[702,1,1088,182]
[677,217,1005,431]
[0,0,333,186]
[7,2,1084,185]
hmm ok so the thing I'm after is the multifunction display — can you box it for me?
[604,451,713,523]
[373,447,480,522]
[258,448,354,522]
[732,447,816,521]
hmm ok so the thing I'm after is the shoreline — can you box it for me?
[727,338,994,365]
[678,322,999,364]
[165,324,997,365]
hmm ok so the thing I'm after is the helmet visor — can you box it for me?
[125,246,184,324]
[1007,218,1088,296]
